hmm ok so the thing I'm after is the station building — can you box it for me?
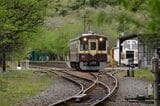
[113,33,160,68]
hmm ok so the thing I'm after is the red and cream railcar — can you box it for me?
[69,32,108,71]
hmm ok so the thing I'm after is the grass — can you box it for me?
[134,68,154,82]
[0,69,54,106]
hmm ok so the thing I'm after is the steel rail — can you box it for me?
[48,70,98,106]
[30,65,119,106]
[32,69,85,106]
[48,71,85,106]
[79,72,98,94]
[55,71,113,106]
[91,73,118,106]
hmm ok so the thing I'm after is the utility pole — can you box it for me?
[82,15,88,33]
[82,0,87,33]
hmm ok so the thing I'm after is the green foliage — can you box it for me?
[0,70,53,105]
[31,22,83,55]
[87,0,120,7]
[121,0,145,12]
[96,11,107,26]
[0,0,48,60]
[47,0,84,16]
[0,80,8,92]
[88,0,99,7]
[135,69,154,82]
[12,0,160,58]
[47,0,121,17]
[147,0,160,33]
[120,0,160,35]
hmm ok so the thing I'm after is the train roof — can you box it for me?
[81,33,97,36]
[70,32,107,42]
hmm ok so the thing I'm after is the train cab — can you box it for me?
[70,32,108,71]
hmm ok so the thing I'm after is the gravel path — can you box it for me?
[105,71,153,106]
[19,76,80,106]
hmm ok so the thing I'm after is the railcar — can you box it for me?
[69,32,108,71]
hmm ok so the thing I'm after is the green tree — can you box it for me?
[0,0,47,72]
[148,0,160,33]
[31,22,83,59]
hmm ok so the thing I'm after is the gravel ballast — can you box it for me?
[105,72,152,106]
[20,70,153,106]
[20,76,80,106]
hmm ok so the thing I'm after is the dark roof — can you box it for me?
[119,33,140,43]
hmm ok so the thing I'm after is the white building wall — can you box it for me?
[121,40,138,65]
[114,47,119,64]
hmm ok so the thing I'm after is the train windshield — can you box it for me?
[98,41,106,50]
[90,42,96,50]
[80,42,88,51]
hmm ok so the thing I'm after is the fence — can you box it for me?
[138,35,160,68]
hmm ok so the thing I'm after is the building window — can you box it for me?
[132,41,137,49]
[123,41,130,50]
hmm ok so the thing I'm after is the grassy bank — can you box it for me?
[0,70,53,106]
[135,69,154,82]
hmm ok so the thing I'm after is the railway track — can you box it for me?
[30,65,118,106]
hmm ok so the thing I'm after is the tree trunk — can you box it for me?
[2,52,6,72]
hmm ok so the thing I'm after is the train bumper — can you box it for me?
[79,62,106,70]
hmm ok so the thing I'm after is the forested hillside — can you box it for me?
[32,0,153,56]
[1,0,160,62]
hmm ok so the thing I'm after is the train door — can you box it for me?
[89,39,98,56]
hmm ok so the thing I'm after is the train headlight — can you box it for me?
[99,38,103,42]
[83,37,87,41]
[81,55,85,59]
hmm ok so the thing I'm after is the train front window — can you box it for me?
[90,42,96,50]
[80,42,88,51]
[98,41,106,50]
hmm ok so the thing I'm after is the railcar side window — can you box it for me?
[80,42,88,51]
[98,41,106,50]
[90,42,96,50]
